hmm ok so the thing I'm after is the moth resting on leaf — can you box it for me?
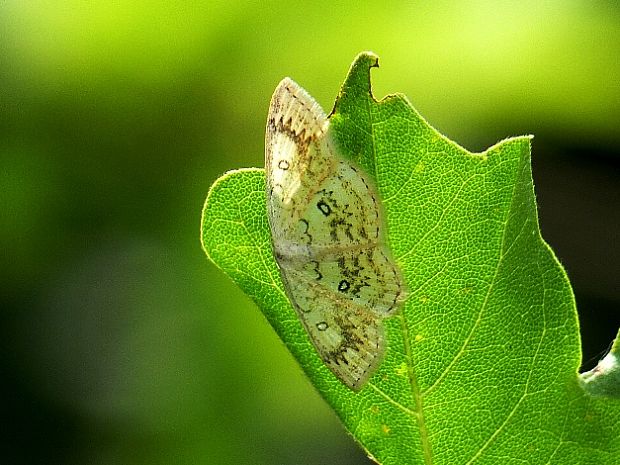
[265,78,406,391]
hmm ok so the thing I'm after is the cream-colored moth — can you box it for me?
[265,78,406,391]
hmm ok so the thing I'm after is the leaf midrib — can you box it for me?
[365,96,433,465]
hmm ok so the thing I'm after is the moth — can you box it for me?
[265,78,406,390]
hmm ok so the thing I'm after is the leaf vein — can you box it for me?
[422,157,525,398]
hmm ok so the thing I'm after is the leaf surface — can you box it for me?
[201,52,620,465]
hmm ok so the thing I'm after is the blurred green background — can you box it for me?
[1,2,618,464]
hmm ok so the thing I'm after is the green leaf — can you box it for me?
[201,52,620,464]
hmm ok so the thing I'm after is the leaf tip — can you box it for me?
[336,51,380,105]
[354,50,380,69]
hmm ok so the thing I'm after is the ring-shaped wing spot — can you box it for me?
[280,265,386,391]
